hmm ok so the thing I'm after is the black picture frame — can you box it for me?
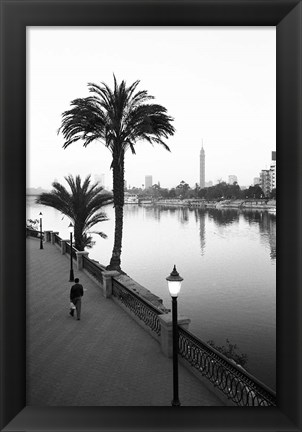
[1,1,301,431]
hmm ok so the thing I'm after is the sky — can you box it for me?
[27,27,276,191]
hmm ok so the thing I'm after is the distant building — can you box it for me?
[205,181,213,187]
[259,151,276,196]
[260,170,271,197]
[228,175,238,185]
[254,177,261,186]
[270,151,276,190]
[145,175,152,189]
[270,163,276,190]
[200,142,205,188]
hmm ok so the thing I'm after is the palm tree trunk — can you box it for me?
[107,153,125,271]
[74,224,85,251]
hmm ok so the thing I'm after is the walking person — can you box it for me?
[70,278,84,320]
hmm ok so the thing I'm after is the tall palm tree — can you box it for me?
[36,175,113,251]
[58,76,175,271]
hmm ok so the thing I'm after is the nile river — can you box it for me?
[27,196,276,391]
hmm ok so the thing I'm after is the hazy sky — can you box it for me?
[27,27,276,190]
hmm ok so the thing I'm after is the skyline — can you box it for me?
[27,144,275,192]
[27,27,276,190]
[95,145,276,191]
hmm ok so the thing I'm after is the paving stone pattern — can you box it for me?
[26,238,224,406]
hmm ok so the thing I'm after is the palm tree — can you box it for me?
[58,76,175,271]
[36,175,113,250]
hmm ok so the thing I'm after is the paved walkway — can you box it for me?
[26,237,224,406]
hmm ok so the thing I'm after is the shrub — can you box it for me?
[207,338,248,368]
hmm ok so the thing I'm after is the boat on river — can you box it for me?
[139,198,153,205]
[124,194,139,204]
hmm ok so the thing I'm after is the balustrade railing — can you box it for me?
[178,326,276,406]
[26,228,43,238]
[54,233,61,246]
[71,246,77,260]
[112,278,162,336]
[65,242,70,255]
[65,242,77,259]
[82,255,104,283]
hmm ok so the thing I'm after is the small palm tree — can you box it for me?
[58,76,175,271]
[36,175,113,250]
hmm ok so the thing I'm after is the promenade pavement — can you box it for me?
[26,237,224,406]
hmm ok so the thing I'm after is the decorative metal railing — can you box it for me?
[112,278,162,336]
[82,255,104,283]
[54,233,61,246]
[26,228,43,238]
[71,246,77,260]
[178,326,276,406]
[65,242,70,255]
[65,242,77,260]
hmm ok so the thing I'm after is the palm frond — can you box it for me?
[59,77,175,169]
[37,175,111,251]
[90,231,108,239]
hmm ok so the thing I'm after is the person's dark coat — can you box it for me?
[70,283,84,301]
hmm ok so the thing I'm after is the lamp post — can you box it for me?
[39,212,43,249]
[166,265,183,407]
[68,222,74,282]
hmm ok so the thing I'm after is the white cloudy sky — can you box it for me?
[27,26,276,190]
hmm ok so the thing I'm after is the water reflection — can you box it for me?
[145,205,162,221]
[203,208,276,260]
[242,210,276,260]
[29,195,276,263]
[143,205,191,224]
[268,216,276,260]
[199,211,206,256]
[242,209,263,225]
[129,205,276,261]
[260,212,276,260]
[208,208,240,226]
[179,207,189,224]
[126,205,276,261]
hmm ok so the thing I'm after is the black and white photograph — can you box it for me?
[1,0,302,430]
[26,26,277,407]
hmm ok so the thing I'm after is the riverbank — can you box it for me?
[153,198,276,210]
[217,199,276,210]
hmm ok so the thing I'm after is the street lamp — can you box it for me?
[39,212,43,249]
[68,222,74,282]
[166,265,183,407]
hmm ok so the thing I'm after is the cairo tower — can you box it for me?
[200,143,205,188]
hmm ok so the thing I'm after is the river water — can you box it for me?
[27,196,276,391]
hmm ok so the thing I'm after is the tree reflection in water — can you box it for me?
[129,204,276,261]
